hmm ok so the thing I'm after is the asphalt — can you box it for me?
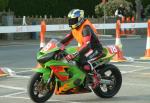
[0,34,142,46]
[0,61,150,103]
[0,35,150,103]
[0,40,39,46]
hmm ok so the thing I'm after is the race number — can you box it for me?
[41,41,56,52]
[42,42,52,52]
[107,45,119,54]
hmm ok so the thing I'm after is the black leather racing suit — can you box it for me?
[60,25,103,72]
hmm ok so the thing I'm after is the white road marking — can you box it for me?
[0,96,79,103]
[121,67,150,74]
[15,69,32,74]
[100,37,141,41]
[0,85,26,91]
[0,96,61,102]
[2,91,27,97]
[0,43,38,47]
[9,75,30,79]
[115,64,144,68]
[6,69,32,78]
[134,61,150,64]
[0,96,30,100]
[8,61,150,78]
[124,82,150,87]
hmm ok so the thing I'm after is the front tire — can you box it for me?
[28,72,55,103]
[93,64,122,98]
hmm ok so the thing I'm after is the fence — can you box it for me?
[0,19,150,61]
[37,19,150,61]
[0,19,148,33]
[13,16,150,37]
[0,13,149,40]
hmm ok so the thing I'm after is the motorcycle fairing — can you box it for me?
[33,67,51,83]
[50,66,69,82]
[50,65,86,94]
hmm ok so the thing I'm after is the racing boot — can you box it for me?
[83,64,93,89]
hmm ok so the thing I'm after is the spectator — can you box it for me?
[115,4,125,20]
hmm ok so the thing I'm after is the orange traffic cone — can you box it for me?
[141,20,150,60]
[120,17,126,36]
[125,17,131,35]
[0,68,7,77]
[35,20,46,69]
[0,67,15,77]
[131,17,136,34]
[40,20,46,48]
[112,20,127,62]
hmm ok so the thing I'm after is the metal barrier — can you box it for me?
[1,20,149,77]
[0,22,148,33]
[0,20,150,62]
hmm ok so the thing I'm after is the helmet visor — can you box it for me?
[68,18,78,26]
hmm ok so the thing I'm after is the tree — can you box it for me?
[0,0,9,11]
[144,5,150,17]
[141,0,150,8]
[95,0,133,17]
[126,0,150,11]
[127,0,150,19]
[135,0,143,20]
[95,3,104,17]
[8,0,100,17]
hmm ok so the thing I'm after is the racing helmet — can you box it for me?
[68,9,85,29]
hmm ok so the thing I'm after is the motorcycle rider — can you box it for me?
[60,9,104,87]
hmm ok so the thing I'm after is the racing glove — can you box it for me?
[65,54,75,61]
[65,52,78,61]
[60,44,65,51]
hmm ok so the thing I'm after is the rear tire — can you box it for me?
[93,64,122,98]
[28,72,55,103]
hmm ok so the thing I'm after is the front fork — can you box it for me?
[47,70,54,84]
[92,69,113,89]
[92,70,101,89]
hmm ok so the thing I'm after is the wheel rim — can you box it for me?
[100,69,117,93]
[32,74,53,98]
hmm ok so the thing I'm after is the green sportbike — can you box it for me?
[28,39,122,103]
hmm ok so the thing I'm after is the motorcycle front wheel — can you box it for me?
[93,64,122,98]
[28,72,55,103]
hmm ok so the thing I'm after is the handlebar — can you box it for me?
[58,49,78,62]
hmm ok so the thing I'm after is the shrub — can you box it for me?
[95,0,134,17]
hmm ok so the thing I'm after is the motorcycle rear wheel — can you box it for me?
[93,64,122,98]
[28,72,55,103]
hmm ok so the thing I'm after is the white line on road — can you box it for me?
[8,68,32,78]
[15,69,32,74]
[124,82,150,87]
[0,96,30,100]
[121,67,150,74]
[115,64,144,68]
[0,43,39,47]
[134,61,150,64]
[100,37,141,41]
[0,96,61,102]
[8,62,150,78]
[0,96,80,103]
[2,91,27,97]
[0,85,26,91]
[9,75,30,79]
